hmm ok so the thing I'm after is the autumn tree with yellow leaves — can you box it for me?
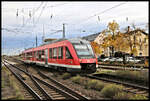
[108,20,119,56]
[100,20,120,56]
[91,41,102,56]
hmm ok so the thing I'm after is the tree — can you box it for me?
[91,41,102,55]
[108,20,119,37]
[113,32,129,52]
[107,20,119,56]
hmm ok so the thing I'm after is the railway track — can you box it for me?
[98,64,148,71]
[3,59,89,100]
[2,61,42,100]
[4,57,149,98]
[81,74,149,97]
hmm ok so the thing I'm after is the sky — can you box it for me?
[2,1,149,55]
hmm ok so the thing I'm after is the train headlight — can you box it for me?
[96,64,98,68]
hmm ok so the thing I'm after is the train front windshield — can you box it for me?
[73,44,95,59]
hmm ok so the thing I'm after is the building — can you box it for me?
[93,26,149,57]
[123,26,149,57]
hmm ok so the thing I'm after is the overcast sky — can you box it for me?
[2,1,149,55]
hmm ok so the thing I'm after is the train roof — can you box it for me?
[41,38,90,46]
[42,38,67,46]
[23,38,90,53]
[68,38,90,44]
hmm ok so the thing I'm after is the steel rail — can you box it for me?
[33,75,80,100]
[38,70,89,100]
[2,62,42,100]
[3,59,89,100]
[83,74,149,91]
[3,60,52,100]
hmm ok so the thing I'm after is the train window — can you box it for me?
[27,52,31,60]
[38,50,42,60]
[42,50,44,55]
[73,43,95,59]
[35,51,38,59]
[37,51,39,60]
[41,50,44,61]
[24,53,26,58]
[53,48,57,59]
[33,51,34,57]
[30,52,32,58]
[58,47,63,59]
[34,51,36,58]
[49,48,52,59]
[65,47,72,59]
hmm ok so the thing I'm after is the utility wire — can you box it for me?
[34,2,47,27]
[12,2,44,32]
[72,2,127,26]
[21,2,44,27]
[46,3,67,8]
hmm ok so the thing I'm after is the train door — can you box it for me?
[65,47,73,65]
[45,49,48,67]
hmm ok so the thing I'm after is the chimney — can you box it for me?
[127,26,130,33]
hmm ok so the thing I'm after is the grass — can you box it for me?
[71,75,105,91]
[100,84,124,98]
[52,72,59,77]
[2,66,24,100]
[71,75,83,84]
[113,92,131,100]
[61,73,72,80]
[130,94,148,100]
[1,76,5,88]
[113,70,149,85]
[69,73,148,100]
[85,80,104,91]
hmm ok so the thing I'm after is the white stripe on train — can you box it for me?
[24,60,81,69]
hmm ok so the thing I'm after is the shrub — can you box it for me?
[86,80,97,89]
[86,80,104,91]
[100,84,123,98]
[94,81,104,91]
[114,70,149,84]
[113,92,131,100]
[130,94,148,100]
[71,75,82,84]
[61,73,71,80]
[52,72,59,77]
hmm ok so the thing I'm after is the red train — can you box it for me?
[21,38,98,73]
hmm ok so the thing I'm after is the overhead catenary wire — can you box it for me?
[4,2,67,36]
[34,2,47,27]
[72,2,127,26]
[2,2,66,37]
[12,2,44,32]
[66,2,131,34]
